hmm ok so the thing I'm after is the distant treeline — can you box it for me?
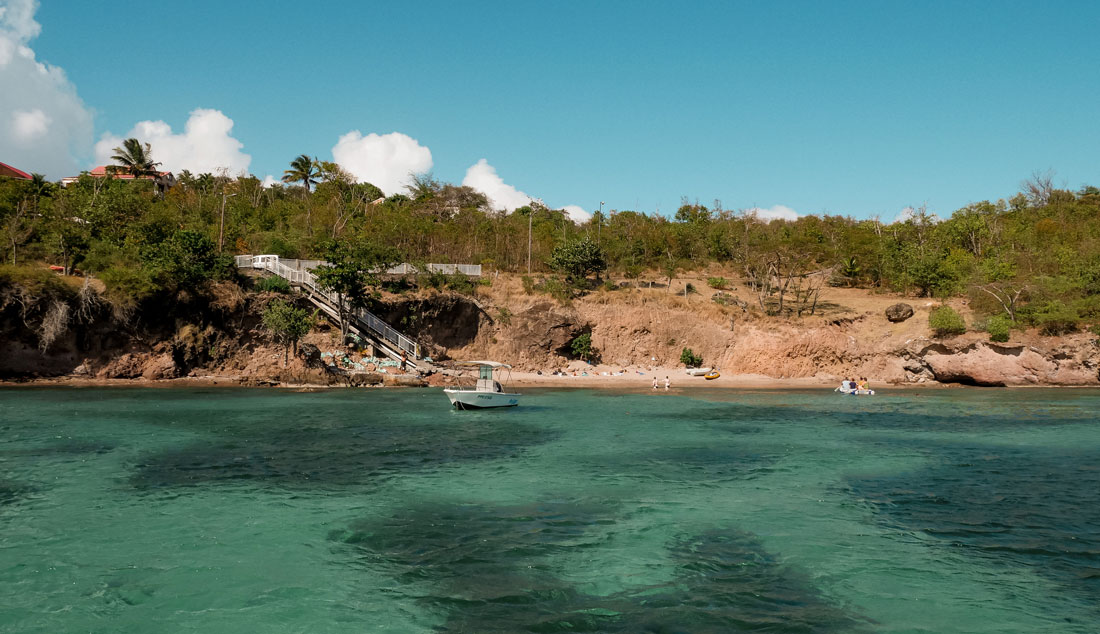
[2,167,1099,331]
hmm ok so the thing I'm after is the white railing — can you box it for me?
[236,255,480,277]
[245,254,420,358]
[385,263,482,276]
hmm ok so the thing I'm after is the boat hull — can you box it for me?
[445,389,521,409]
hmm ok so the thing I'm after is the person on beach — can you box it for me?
[652,377,658,390]
[664,376,671,390]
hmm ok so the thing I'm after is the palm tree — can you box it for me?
[110,138,161,178]
[28,173,54,213]
[282,154,319,191]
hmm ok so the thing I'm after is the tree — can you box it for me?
[839,256,860,286]
[111,138,161,178]
[679,347,703,367]
[282,154,320,191]
[548,237,607,285]
[141,229,234,290]
[313,238,402,338]
[570,332,597,362]
[263,299,314,367]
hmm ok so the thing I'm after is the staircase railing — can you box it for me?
[242,254,420,358]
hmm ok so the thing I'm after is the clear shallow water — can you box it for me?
[1,387,1099,633]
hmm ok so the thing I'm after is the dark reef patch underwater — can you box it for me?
[1,386,1099,632]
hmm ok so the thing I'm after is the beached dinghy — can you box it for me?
[445,361,521,409]
[835,382,875,395]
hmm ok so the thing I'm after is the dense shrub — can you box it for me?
[1033,301,1079,336]
[255,275,290,293]
[706,277,728,290]
[421,270,448,290]
[445,272,475,295]
[929,305,966,336]
[570,332,597,361]
[986,314,1012,342]
[541,277,573,304]
[679,347,703,367]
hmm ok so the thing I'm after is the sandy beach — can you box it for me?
[505,367,875,390]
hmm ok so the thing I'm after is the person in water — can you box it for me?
[664,376,671,390]
[652,376,658,390]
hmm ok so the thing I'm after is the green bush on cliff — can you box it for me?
[929,305,966,337]
[986,314,1011,342]
[1031,300,1080,335]
[680,347,703,367]
[570,332,597,361]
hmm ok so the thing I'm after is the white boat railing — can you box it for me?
[243,254,420,358]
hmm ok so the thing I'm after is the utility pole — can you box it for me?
[598,201,604,245]
[218,192,237,253]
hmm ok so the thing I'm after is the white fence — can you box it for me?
[241,255,420,358]
[236,255,480,277]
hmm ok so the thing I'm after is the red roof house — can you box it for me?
[0,162,32,180]
[60,165,173,187]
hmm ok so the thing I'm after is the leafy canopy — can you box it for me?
[548,237,607,283]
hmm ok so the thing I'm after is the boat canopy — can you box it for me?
[454,360,511,369]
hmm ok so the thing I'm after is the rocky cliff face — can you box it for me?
[394,283,1100,387]
[4,274,1098,387]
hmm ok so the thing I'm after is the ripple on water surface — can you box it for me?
[2,387,1100,633]
[335,500,871,633]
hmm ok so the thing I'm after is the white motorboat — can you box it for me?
[444,361,521,410]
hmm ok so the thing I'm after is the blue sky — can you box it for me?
[4,0,1099,220]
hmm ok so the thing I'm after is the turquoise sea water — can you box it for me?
[1,387,1099,633]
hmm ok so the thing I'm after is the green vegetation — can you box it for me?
[929,305,967,337]
[1,150,1098,339]
[680,347,703,368]
[312,238,400,338]
[110,138,160,178]
[986,314,1012,342]
[706,276,728,290]
[570,332,597,362]
[548,237,607,287]
[255,275,291,293]
[262,299,314,367]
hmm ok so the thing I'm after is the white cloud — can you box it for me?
[261,174,281,188]
[560,205,592,223]
[891,206,941,224]
[331,130,432,196]
[744,204,800,222]
[462,159,591,223]
[94,108,251,175]
[11,107,48,141]
[462,158,534,211]
[0,0,93,177]
[893,206,916,224]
